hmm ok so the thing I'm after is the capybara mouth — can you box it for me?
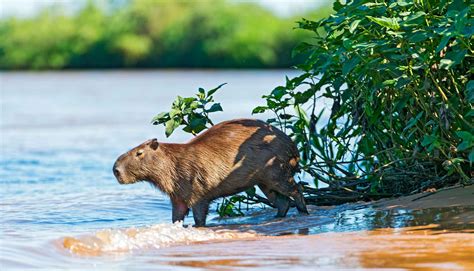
[116,177,125,184]
[113,169,132,185]
[115,176,137,185]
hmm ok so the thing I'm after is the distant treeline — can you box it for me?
[0,0,332,69]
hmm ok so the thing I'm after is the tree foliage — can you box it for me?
[0,0,332,69]
[254,0,473,193]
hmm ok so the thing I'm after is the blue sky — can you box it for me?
[0,0,329,18]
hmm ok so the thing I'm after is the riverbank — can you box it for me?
[373,184,474,210]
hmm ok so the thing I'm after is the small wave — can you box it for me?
[62,222,258,256]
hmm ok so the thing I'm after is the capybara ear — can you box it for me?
[149,138,159,150]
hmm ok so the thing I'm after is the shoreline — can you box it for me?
[60,184,474,271]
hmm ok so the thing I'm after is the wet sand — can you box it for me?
[62,185,474,270]
[374,184,474,209]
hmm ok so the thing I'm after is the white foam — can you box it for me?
[63,222,258,254]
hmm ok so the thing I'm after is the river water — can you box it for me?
[1,70,473,270]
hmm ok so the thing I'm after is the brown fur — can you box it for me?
[113,119,308,226]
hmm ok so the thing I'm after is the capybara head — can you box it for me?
[113,138,159,184]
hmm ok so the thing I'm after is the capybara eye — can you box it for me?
[136,150,144,157]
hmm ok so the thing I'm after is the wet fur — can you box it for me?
[113,119,308,226]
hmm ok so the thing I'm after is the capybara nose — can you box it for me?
[113,167,120,178]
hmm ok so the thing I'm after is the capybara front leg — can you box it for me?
[274,193,290,218]
[192,201,209,227]
[171,197,189,224]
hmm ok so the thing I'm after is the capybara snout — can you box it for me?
[113,119,308,226]
[113,138,160,184]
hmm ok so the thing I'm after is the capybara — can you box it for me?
[113,119,308,226]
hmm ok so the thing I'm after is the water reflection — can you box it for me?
[324,206,474,234]
[214,205,474,236]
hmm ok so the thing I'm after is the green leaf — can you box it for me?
[187,115,207,134]
[279,113,293,120]
[396,0,412,7]
[421,135,437,147]
[252,106,267,114]
[466,109,474,118]
[197,92,205,100]
[349,19,361,33]
[169,108,181,118]
[190,101,200,109]
[294,104,309,126]
[151,112,169,125]
[382,79,397,86]
[469,149,474,163]
[435,36,451,53]
[366,16,400,30]
[404,112,423,131]
[165,119,180,137]
[408,32,428,42]
[294,88,316,104]
[333,0,343,11]
[182,97,196,105]
[271,86,286,99]
[456,131,473,151]
[207,103,223,113]
[456,131,473,141]
[342,57,360,75]
[444,49,467,67]
[342,38,353,49]
[207,83,227,97]
[245,186,256,198]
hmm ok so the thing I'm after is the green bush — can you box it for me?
[254,0,473,193]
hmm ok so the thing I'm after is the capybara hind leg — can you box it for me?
[259,183,289,217]
[274,193,290,217]
[171,197,189,224]
[292,180,309,215]
[269,177,309,215]
[192,201,209,227]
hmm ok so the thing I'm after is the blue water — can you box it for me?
[0,70,298,268]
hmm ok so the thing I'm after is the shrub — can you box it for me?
[254,0,473,193]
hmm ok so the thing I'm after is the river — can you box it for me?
[1,70,473,270]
